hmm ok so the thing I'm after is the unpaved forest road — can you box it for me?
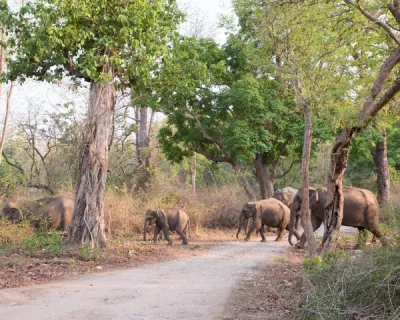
[0,237,288,320]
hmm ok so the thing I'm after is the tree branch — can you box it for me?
[194,149,235,165]
[345,0,400,45]
[275,160,301,179]
[186,107,225,150]
[2,151,25,175]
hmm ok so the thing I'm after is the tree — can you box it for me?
[321,0,400,253]
[154,35,306,200]
[1,0,182,247]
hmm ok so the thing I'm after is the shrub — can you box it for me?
[79,244,102,261]
[298,245,400,320]
[23,231,63,256]
[0,217,33,245]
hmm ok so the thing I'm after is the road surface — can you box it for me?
[0,237,288,320]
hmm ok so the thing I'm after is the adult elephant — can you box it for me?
[237,198,301,242]
[288,187,387,248]
[2,196,74,231]
[143,209,190,245]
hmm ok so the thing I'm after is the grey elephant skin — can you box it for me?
[237,198,301,242]
[289,187,387,248]
[273,187,298,210]
[2,196,74,231]
[143,209,190,245]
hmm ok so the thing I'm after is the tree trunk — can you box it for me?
[190,154,197,195]
[255,154,268,199]
[320,127,360,254]
[255,154,275,199]
[0,82,13,164]
[233,165,257,201]
[300,104,317,257]
[68,75,115,248]
[135,106,150,168]
[373,128,390,205]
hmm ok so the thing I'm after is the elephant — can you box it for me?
[1,196,74,231]
[288,187,388,248]
[143,209,190,245]
[237,198,301,242]
[273,187,299,232]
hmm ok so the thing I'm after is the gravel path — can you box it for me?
[0,237,289,320]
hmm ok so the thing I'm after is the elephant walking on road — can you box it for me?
[2,196,73,231]
[237,198,301,242]
[288,187,388,248]
[143,209,190,245]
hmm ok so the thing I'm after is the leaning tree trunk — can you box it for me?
[68,74,115,248]
[373,128,390,205]
[320,128,359,254]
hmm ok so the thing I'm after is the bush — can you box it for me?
[0,217,33,245]
[298,245,400,320]
[23,231,63,256]
[79,244,101,261]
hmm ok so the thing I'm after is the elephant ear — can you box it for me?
[309,188,318,205]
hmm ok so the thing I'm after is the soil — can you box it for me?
[0,234,289,320]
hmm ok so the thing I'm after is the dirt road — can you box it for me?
[0,237,289,320]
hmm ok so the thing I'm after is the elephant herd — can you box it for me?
[237,186,387,248]
[0,185,388,248]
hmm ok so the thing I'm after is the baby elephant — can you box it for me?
[239,198,301,242]
[143,209,190,245]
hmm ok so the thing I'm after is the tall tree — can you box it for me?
[321,0,400,253]
[1,0,181,247]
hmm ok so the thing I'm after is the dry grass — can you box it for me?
[104,184,247,239]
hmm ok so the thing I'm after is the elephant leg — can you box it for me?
[175,226,188,245]
[260,225,266,242]
[296,216,322,249]
[154,226,162,244]
[161,225,172,245]
[275,223,286,242]
[245,219,261,241]
[369,226,389,246]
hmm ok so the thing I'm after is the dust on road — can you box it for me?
[0,237,288,320]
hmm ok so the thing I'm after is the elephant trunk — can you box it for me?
[236,212,245,239]
[143,218,148,241]
[289,206,297,246]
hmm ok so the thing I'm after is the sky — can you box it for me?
[1,0,234,121]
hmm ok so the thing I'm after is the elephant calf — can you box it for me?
[237,198,301,242]
[2,196,74,231]
[143,209,190,245]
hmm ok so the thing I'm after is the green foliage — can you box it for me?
[23,231,63,256]
[299,246,400,319]
[0,217,33,245]
[2,0,182,86]
[79,244,101,261]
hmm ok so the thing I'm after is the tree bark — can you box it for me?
[373,128,390,205]
[135,106,150,168]
[300,104,317,257]
[255,154,275,199]
[255,154,268,199]
[0,82,13,164]
[68,73,115,248]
